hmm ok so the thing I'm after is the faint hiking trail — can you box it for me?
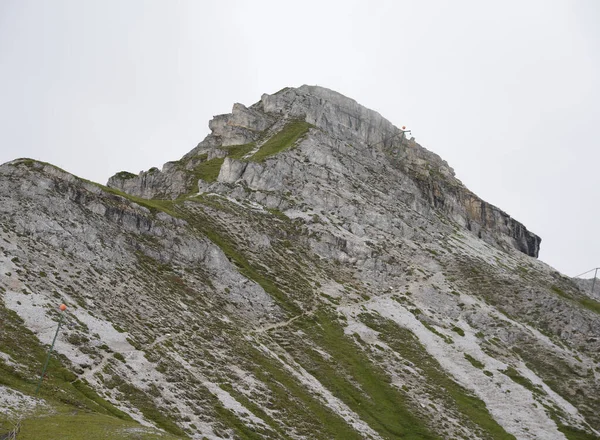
[253,308,315,334]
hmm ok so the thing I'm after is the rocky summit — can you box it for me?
[0,85,598,440]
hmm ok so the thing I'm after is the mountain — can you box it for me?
[1,85,598,440]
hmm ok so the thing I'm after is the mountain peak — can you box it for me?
[108,86,541,257]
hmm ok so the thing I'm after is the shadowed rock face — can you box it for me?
[109,85,540,257]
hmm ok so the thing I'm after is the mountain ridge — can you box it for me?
[108,85,541,258]
[1,86,598,440]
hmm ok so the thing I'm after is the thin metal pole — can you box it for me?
[34,310,65,395]
[592,268,598,295]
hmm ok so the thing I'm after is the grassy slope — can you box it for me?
[451,255,600,435]
[175,202,443,439]
[0,304,180,439]
[17,406,179,440]
[289,312,440,440]
[82,190,518,439]
[359,313,516,440]
[5,160,598,439]
[251,121,312,162]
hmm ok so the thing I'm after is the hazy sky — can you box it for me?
[0,0,598,277]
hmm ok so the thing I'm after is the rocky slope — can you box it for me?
[1,86,599,440]
[573,276,600,301]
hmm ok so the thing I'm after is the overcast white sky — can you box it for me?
[0,0,598,277]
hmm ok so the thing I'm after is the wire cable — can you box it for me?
[573,267,599,278]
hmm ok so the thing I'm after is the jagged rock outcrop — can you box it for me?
[109,85,541,257]
[2,87,599,440]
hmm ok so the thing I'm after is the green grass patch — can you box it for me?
[266,208,289,221]
[422,322,453,344]
[251,121,312,162]
[0,304,165,439]
[517,266,529,275]
[13,405,179,440]
[500,367,540,394]
[557,424,600,440]
[71,380,131,420]
[224,143,256,160]
[290,311,440,439]
[212,403,269,440]
[550,286,600,315]
[217,383,289,439]
[551,285,569,299]
[113,171,137,180]
[579,298,600,314]
[0,305,121,414]
[192,157,225,183]
[114,379,186,437]
[464,353,485,370]
[176,205,301,315]
[242,344,364,439]
[100,186,179,218]
[451,326,465,337]
[360,313,515,440]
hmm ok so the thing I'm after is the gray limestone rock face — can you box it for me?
[109,85,540,257]
[1,87,599,439]
[107,166,188,199]
[218,157,248,183]
[259,86,541,257]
